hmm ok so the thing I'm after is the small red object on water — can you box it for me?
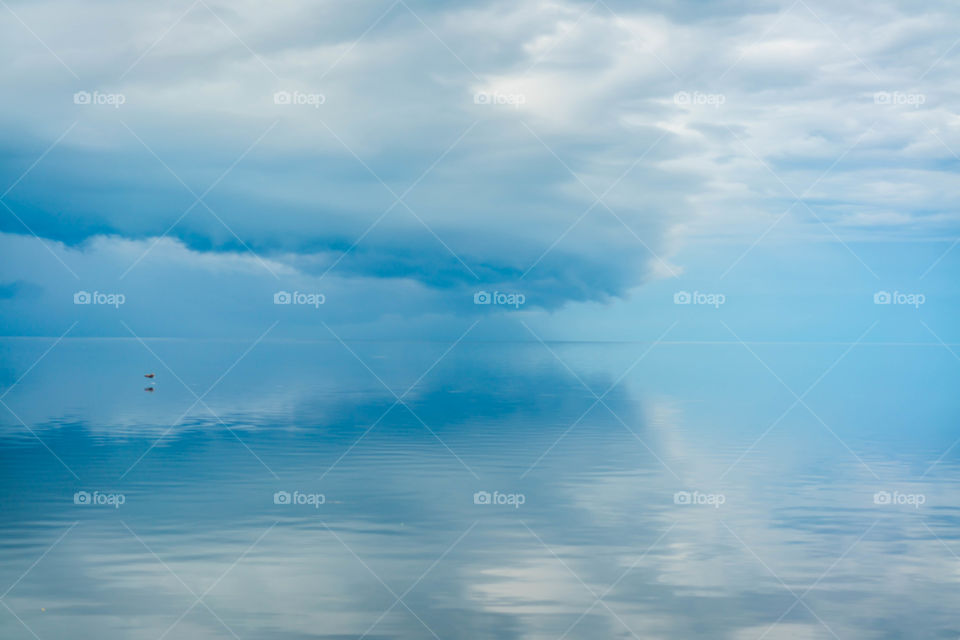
[144,373,155,378]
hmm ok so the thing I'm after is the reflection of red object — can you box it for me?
[144,387,155,392]
[144,373,155,378]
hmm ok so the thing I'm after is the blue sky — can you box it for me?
[0,0,958,339]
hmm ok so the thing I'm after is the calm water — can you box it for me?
[0,338,958,639]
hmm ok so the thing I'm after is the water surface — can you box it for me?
[1,338,958,639]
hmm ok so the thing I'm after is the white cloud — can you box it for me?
[1,0,959,333]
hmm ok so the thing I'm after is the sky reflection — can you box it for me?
[1,339,957,639]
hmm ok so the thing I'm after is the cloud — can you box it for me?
[1,0,959,334]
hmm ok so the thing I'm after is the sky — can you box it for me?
[0,0,958,340]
